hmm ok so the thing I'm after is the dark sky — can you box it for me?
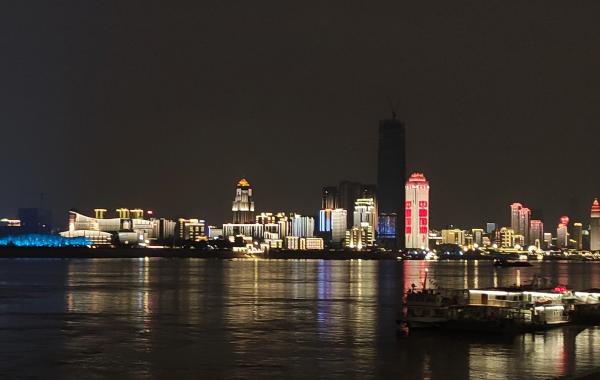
[2,1,600,230]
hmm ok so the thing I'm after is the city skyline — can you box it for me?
[2,2,600,230]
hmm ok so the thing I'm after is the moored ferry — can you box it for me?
[402,286,570,333]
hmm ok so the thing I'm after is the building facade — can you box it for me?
[377,116,406,249]
[591,198,600,251]
[405,173,429,249]
[232,178,255,224]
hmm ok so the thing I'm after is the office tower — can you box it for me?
[377,116,406,248]
[529,220,544,248]
[556,223,568,249]
[331,209,347,243]
[291,215,314,238]
[405,173,430,249]
[232,178,255,224]
[519,208,531,244]
[318,209,333,233]
[572,222,583,250]
[510,203,531,244]
[378,213,397,239]
[321,186,338,209]
[485,223,496,234]
[510,203,522,234]
[338,181,363,226]
[345,222,375,250]
[543,233,553,249]
[591,198,600,251]
[353,198,377,233]
[472,228,484,246]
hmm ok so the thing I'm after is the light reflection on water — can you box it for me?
[0,259,599,379]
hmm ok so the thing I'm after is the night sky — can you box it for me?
[2,1,600,229]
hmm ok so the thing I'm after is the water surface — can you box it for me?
[0,258,599,379]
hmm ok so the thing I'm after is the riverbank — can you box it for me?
[0,247,401,260]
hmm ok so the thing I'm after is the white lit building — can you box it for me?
[353,198,377,233]
[529,220,544,249]
[232,178,255,224]
[345,222,374,250]
[331,209,347,243]
[405,173,429,249]
[441,229,465,246]
[291,215,314,238]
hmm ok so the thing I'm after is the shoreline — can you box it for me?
[0,247,597,261]
[0,247,401,260]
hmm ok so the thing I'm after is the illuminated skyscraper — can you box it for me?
[377,116,406,248]
[331,209,347,243]
[510,203,522,235]
[572,222,583,250]
[353,198,377,233]
[510,203,531,244]
[519,208,531,244]
[556,223,568,249]
[232,178,255,224]
[405,173,429,249]
[590,198,600,251]
[318,209,333,233]
[529,220,544,248]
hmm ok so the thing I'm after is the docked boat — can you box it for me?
[402,286,570,333]
[572,289,600,323]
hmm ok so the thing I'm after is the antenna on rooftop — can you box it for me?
[386,96,399,119]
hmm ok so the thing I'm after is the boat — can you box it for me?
[401,286,570,334]
[493,259,532,268]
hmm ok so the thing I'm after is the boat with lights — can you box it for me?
[401,284,571,333]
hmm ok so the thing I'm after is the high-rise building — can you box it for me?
[510,203,522,235]
[556,223,568,249]
[331,209,347,244]
[345,222,375,250]
[377,116,406,249]
[232,178,255,224]
[291,215,314,238]
[510,203,532,244]
[318,209,333,233]
[572,222,583,250]
[378,213,397,239]
[405,173,429,249]
[353,198,377,233]
[519,208,531,244]
[529,220,544,248]
[322,186,338,209]
[543,233,553,249]
[591,198,600,251]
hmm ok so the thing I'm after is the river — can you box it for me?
[0,258,598,379]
